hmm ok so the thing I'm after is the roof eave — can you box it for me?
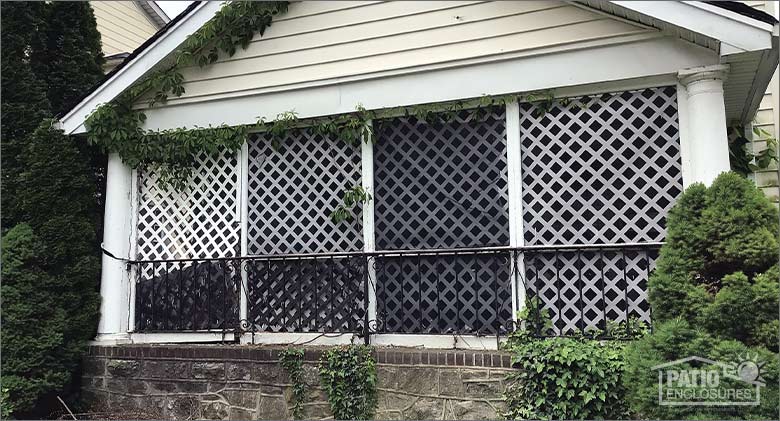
[59,1,221,135]
[610,0,773,54]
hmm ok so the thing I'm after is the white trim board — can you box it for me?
[610,0,773,54]
[137,36,715,132]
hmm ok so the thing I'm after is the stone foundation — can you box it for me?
[82,345,513,420]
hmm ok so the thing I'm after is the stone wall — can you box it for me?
[82,345,514,420]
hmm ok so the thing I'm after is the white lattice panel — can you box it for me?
[519,87,682,333]
[136,151,240,272]
[247,130,363,255]
[520,87,682,245]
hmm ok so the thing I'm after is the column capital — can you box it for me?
[678,64,730,86]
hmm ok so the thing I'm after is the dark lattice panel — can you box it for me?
[524,249,657,334]
[135,261,240,332]
[247,130,363,255]
[247,256,366,332]
[136,151,240,280]
[374,107,510,250]
[520,87,682,246]
[375,253,513,334]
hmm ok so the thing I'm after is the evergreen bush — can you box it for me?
[1,123,102,417]
[1,1,104,416]
[624,172,780,419]
[1,2,50,229]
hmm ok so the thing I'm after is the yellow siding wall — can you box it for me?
[743,1,779,201]
[156,1,653,106]
[92,1,159,56]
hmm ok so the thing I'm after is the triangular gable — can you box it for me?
[59,0,777,134]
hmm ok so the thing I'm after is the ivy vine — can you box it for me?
[82,0,565,221]
[279,348,307,420]
[318,345,377,421]
[728,125,779,177]
[85,1,289,189]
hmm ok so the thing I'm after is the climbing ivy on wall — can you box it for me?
[728,125,778,177]
[318,345,378,421]
[279,348,307,420]
[85,1,289,190]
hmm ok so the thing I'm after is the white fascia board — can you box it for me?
[611,1,773,54]
[58,1,222,135]
[139,36,716,131]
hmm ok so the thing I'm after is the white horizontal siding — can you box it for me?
[152,0,653,106]
[741,1,778,198]
[92,1,158,56]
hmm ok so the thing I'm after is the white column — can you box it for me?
[505,100,524,320]
[361,123,377,335]
[677,64,731,186]
[95,153,133,343]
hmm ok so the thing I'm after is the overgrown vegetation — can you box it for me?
[504,172,779,420]
[504,337,629,420]
[728,125,778,176]
[1,123,102,418]
[503,302,638,420]
[84,1,289,190]
[279,348,306,419]
[1,2,104,417]
[318,345,378,420]
[623,172,780,419]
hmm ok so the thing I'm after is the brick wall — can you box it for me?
[81,345,514,420]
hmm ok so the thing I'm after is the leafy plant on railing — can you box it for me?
[728,125,779,177]
[279,348,306,420]
[85,1,289,189]
[318,345,377,420]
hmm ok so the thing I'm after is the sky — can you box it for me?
[157,1,193,20]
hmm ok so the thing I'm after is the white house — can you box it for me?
[91,1,170,71]
[59,1,779,349]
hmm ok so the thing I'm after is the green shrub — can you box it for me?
[1,123,101,417]
[318,345,377,420]
[623,320,779,420]
[1,224,72,415]
[504,336,628,420]
[649,173,778,326]
[625,172,780,419]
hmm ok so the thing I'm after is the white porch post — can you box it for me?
[677,64,731,186]
[361,122,377,336]
[95,153,133,343]
[505,100,524,321]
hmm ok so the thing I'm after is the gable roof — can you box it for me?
[59,0,779,134]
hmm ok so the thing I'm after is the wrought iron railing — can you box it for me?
[131,243,661,340]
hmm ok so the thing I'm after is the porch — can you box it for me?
[100,84,698,348]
